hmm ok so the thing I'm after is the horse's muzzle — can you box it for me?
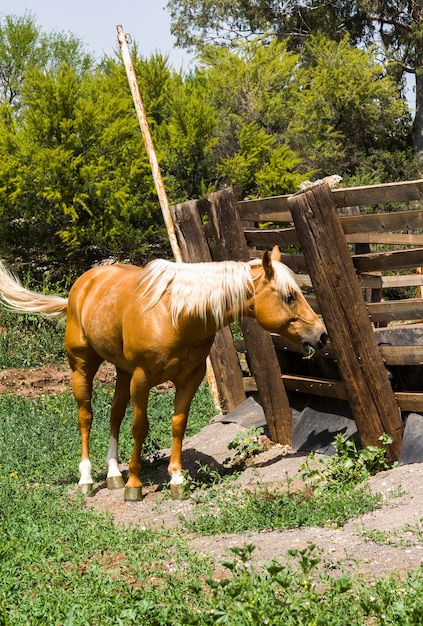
[302,331,328,357]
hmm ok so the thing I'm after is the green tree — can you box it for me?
[197,35,412,186]
[0,12,92,109]
[0,17,221,274]
[286,34,413,180]
[167,0,423,159]
[197,38,312,195]
[156,74,219,200]
[0,56,171,273]
[218,122,309,196]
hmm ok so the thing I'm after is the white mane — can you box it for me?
[137,258,300,329]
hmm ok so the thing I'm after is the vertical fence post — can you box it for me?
[171,199,247,412]
[203,188,294,445]
[288,182,403,460]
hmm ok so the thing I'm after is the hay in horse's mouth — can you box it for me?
[302,344,317,360]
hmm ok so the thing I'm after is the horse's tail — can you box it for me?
[0,261,68,321]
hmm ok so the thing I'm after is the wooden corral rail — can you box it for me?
[172,180,423,460]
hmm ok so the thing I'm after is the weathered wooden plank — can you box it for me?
[296,273,423,290]
[353,248,423,273]
[243,250,310,274]
[374,325,423,365]
[171,199,246,412]
[237,198,291,221]
[382,345,423,366]
[280,254,308,273]
[244,227,298,247]
[203,188,294,445]
[238,179,423,219]
[281,375,348,399]
[306,283,423,322]
[367,299,423,323]
[288,182,403,460]
[332,179,423,208]
[250,247,423,277]
[244,226,423,248]
[272,330,423,366]
[263,326,399,364]
[245,229,423,249]
[341,209,423,234]
[374,326,423,344]
[364,274,423,289]
[394,393,423,412]
[243,374,347,399]
[244,375,423,412]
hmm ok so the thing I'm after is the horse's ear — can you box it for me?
[262,250,274,280]
[271,245,281,262]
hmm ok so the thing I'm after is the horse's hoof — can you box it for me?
[170,483,184,500]
[124,486,143,502]
[78,483,94,497]
[107,476,125,490]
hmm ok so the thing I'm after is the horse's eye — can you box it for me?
[286,291,296,305]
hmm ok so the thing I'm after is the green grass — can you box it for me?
[1,384,423,625]
[0,381,215,485]
[0,383,215,625]
[1,479,213,625]
[182,481,382,535]
[0,311,66,368]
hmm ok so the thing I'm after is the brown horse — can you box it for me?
[0,247,327,500]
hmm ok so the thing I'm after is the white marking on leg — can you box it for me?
[107,458,122,479]
[170,471,185,486]
[78,459,93,486]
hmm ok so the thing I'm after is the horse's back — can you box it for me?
[68,263,141,313]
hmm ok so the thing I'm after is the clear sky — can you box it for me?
[0,0,194,69]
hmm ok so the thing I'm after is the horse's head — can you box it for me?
[250,246,328,355]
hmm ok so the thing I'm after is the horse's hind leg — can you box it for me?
[106,368,131,490]
[68,349,103,496]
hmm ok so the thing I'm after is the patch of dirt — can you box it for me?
[5,365,423,580]
[0,362,115,397]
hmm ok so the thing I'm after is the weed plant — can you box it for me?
[301,432,396,491]
[183,543,423,625]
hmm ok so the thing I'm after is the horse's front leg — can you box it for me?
[125,369,150,502]
[169,362,207,499]
[106,368,131,490]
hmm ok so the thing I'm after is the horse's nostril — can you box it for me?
[320,332,328,347]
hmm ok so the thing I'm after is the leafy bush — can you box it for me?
[302,432,396,491]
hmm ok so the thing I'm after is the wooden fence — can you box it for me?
[171,179,423,460]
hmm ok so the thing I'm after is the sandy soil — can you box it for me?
[3,364,423,580]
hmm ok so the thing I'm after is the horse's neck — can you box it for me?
[172,263,252,328]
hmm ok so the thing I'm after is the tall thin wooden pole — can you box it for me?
[116,24,182,262]
[116,24,221,411]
